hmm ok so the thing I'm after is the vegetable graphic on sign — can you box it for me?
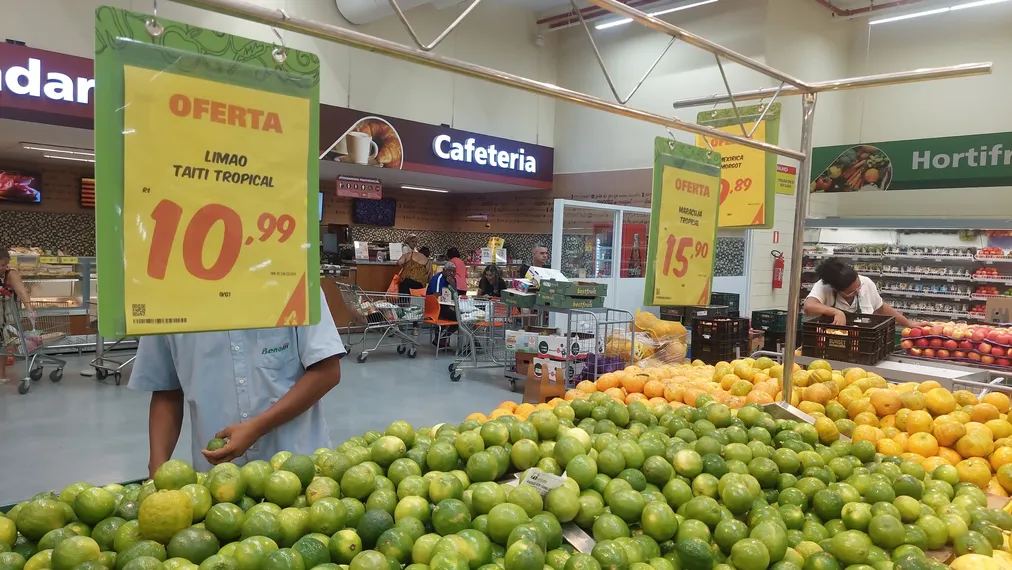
[811,144,893,192]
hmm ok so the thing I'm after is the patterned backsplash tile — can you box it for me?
[0,210,96,255]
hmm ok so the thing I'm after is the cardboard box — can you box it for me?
[514,351,537,376]
[523,362,565,403]
[541,280,608,297]
[527,266,568,285]
[537,335,568,360]
[502,288,537,308]
[532,357,566,385]
[511,279,536,293]
[986,297,1012,323]
[506,330,539,352]
[536,292,605,309]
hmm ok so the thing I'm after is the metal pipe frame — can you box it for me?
[164,0,995,419]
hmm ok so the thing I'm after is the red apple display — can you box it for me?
[908,348,923,357]
[943,339,958,350]
[915,338,930,348]
[900,340,914,350]
[909,328,922,338]
[960,340,974,350]
[937,349,950,358]
[999,358,1011,366]
[988,330,1002,343]
[993,346,1007,357]
[998,333,1011,345]
[901,328,913,338]
[969,352,982,361]
[952,329,965,340]
[923,349,936,358]
[954,350,967,359]
[929,338,943,348]
[980,342,993,354]
[982,355,996,365]
[972,330,987,343]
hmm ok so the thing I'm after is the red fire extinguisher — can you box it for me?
[772,250,785,289]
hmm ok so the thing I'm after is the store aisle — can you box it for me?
[0,344,520,506]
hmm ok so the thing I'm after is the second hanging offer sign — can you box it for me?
[95,7,321,336]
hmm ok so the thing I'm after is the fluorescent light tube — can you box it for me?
[21,143,95,156]
[952,0,1010,10]
[401,185,449,193]
[44,154,96,163]
[870,0,1009,24]
[595,0,718,30]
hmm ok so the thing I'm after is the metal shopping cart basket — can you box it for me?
[448,295,509,382]
[335,283,424,362]
[1,298,69,394]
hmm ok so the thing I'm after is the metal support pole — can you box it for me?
[671,62,992,109]
[167,0,806,160]
[778,92,818,408]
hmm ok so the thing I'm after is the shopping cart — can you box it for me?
[448,295,509,382]
[335,283,424,362]
[1,298,69,394]
[88,301,137,385]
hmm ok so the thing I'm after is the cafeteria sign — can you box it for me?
[644,138,721,306]
[811,131,1012,192]
[696,103,781,229]
[94,6,321,336]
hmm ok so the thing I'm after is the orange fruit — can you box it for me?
[986,419,1012,439]
[938,447,962,465]
[918,380,943,393]
[877,438,903,456]
[882,426,900,438]
[880,415,897,429]
[893,432,909,450]
[870,390,903,416]
[998,464,1012,492]
[663,383,685,403]
[954,390,979,407]
[799,402,826,416]
[466,412,487,422]
[489,408,512,419]
[987,478,1008,497]
[497,401,518,412]
[956,457,992,488]
[844,368,868,384]
[724,395,746,409]
[950,410,971,424]
[925,388,957,416]
[837,387,862,409]
[921,456,951,471]
[983,392,1011,414]
[563,390,583,401]
[596,373,619,391]
[620,373,648,394]
[746,391,773,405]
[853,425,882,445]
[604,387,626,402]
[576,380,597,394]
[906,410,934,434]
[955,430,995,459]
[971,403,1001,423]
[901,452,926,465]
[626,392,648,405]
[907,432,940,457]
[895,409,911,431]
[900,391,927,411]
[643,380,665,399]
[848,398,874,419]
[989,446,1012,471]
[933,420,966,448]
[648,397,668,408]
[854,412,880,427]
[682,387,705,407]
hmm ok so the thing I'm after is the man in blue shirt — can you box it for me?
[129,290,346,474]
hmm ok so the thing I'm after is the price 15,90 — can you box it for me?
[661,235,710,278]
[719,177,753,203]
[147,199,297,281]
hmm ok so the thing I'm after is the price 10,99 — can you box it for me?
[661,235,710,278]
[146,198,297,281]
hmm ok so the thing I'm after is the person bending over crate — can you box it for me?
[129,289,346,475]
[804,257,928,328]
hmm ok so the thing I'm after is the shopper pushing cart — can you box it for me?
[335,282,424,362]
[1,298,69,394]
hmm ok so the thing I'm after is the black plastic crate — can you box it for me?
[801,313,895,365]
[692,317,750,344]
[692,339,749,364]
[660,305,729,325]
[751,309,804,333]
[763,331,786,352]
[710,292,740,315]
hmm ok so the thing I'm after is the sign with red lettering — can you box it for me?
[94,6,321,336]
[337,175,382,199]
[644,138,721,306]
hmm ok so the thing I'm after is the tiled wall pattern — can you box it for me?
[0,210,96,255]
[714,237,746,277]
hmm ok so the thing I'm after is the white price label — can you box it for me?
[519,468,567,497]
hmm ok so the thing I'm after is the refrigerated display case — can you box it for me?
[13,256,95,315]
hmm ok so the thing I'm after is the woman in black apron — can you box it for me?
[804,257,925,328]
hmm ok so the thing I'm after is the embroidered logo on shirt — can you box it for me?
[262,342,290,355]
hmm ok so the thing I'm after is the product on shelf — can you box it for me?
[977,247,1009,258]
[899,321,1012,367]
[975,267,1002,279]
[974,285,1007,297]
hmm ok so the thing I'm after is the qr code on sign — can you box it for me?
[132,304,146,317]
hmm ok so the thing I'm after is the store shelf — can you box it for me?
[975,256,1012,264]
[973,276,1012,285]
[880,290,971,301]
[881,272,973,282]
[882,253,976,262]
[898,308,975,320]
[971,294,1012,301]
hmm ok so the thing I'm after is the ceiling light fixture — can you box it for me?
[20,142,95,156]
[595,0,718,30]
[43,154,95,163]
[401,185,449,193]
[869,0,1009,24]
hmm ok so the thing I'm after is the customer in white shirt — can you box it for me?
[804,257,927,327]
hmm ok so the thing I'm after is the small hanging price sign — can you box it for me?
[644,138,721,306]
[95,7,321,336]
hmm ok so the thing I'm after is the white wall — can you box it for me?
[0,0,556,145]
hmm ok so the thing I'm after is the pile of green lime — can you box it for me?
[2,397,1011,570]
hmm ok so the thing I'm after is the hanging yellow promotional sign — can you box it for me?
[695,103,781,228]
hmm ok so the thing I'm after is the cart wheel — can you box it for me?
[50,369,63,383]
[448,363,455,372]
[357,353,368,363]
[18,380,30,394]
[509,379,517,392]
[450,370,462,382]
[114,373,122,386]
[29,367,43,382]
[95,368,109,380]
[407,347,417,358]
[396,345,406,355]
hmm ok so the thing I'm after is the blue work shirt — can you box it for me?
[427,273,451,296]
[129,290,346,472]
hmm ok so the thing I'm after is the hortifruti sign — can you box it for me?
[810,131,1012,192]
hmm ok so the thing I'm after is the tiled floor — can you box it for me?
[0,336,521,506]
